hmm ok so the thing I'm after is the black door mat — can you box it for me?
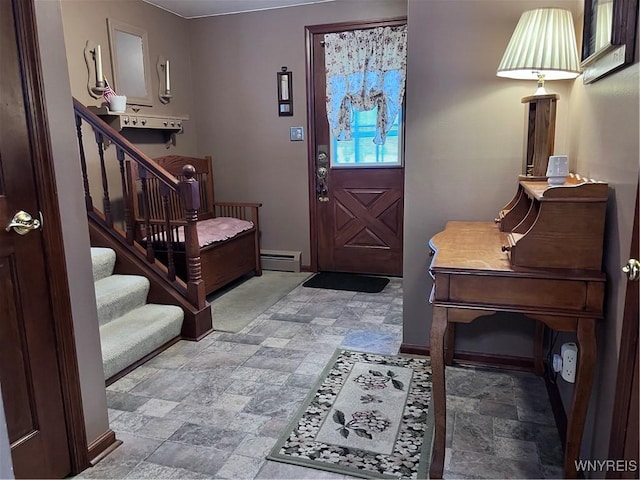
[303,272,390,293]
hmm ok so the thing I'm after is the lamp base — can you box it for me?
[533,85,548,95]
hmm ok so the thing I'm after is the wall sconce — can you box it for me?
[157,56,172,104]
[84,40,106,98]
[277,66,293,116]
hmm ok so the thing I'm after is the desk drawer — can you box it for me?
[449,275,588,311]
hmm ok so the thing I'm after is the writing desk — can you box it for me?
[428,221,605,479]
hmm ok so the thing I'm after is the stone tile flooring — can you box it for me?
[76,277,564,479]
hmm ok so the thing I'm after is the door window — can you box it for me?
[330,106,403,168]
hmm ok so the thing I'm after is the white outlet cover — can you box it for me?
[560,342,578,383]
[290,126,304,141]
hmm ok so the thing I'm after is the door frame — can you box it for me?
[304,17,407,272]
[11,0,89,473]
[607,177,639,476]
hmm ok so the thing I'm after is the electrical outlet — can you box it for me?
[561,342,578,383]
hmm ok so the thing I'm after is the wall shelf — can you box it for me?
[88,106,188,133]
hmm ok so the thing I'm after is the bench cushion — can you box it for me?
[145,217,254,248]
[196,217,254,247]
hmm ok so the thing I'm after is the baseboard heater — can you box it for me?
[260,250,302,272]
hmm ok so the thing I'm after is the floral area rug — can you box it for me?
[267,349,433,479]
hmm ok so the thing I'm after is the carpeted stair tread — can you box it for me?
[94,274,150,326]
[99,303,183,379]
[91,247,116,282]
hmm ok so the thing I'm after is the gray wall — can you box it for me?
[35,0,109,446]
[60,0,199,223]
[567,46,639,464]
[60,0,198,158]
[188,0,408,267]
[404,0,639,466]
[403,0,577,357]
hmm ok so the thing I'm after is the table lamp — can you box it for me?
[497,8,581,95]
[497,8,581,177]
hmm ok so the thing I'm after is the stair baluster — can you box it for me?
[75,114,94,212]
[160,182,176,281]
[94,131,114,228]
[138,165,155,263]
[116,146,134,245]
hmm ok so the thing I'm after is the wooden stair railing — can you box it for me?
[72,98,211,339]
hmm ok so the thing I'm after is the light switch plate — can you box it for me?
[290,126,304,141]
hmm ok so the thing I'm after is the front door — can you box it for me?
[307,20,406,276]
[0,0,75,477]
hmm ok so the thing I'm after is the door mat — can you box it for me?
[303,272,390,293]
[267,349,433,479]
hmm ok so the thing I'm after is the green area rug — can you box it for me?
[267,349,434,479]
[207,270,311,333]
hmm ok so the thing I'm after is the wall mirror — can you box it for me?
[107,19,153,106]
[581,0,638,83]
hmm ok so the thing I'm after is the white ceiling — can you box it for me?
[142,0,337,19]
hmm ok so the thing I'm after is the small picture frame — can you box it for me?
[277,67,293,116]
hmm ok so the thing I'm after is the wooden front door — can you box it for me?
[0,0,82,477]
[307,20,405,276]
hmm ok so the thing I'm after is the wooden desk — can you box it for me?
[428,221,605,479]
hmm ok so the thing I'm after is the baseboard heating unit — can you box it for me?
[260,250,302,272]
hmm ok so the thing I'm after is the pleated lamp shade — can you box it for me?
[497,8,581,93]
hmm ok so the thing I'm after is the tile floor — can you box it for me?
[76,277,564,479]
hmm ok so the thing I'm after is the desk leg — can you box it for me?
[564,317,596,479]
[445,323,456,366]
[429,306,448,479]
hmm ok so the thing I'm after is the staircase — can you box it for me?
[91,247,184,381]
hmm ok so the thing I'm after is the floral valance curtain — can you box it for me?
[324,25,407,145]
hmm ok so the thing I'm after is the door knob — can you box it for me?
[622,258,640,281]
[5,210,42,235]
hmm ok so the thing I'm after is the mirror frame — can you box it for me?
[107,18,153,106]
[581,0,639,83]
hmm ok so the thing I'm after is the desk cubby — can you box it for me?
[496,174,608,270]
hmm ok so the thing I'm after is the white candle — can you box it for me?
[280,74,289,101]
[165,59,170,92]
[95,44,103,83]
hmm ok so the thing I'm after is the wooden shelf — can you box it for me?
[520,175,608,202]
[87,106,188,132]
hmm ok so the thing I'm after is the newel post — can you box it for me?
[179,164,206,309]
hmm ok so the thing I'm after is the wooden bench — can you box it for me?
[127,155,262,295]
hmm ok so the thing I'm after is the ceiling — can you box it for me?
[142,0,336,19]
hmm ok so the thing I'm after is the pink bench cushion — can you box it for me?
[146,217,253,247]
[196,217,253,247]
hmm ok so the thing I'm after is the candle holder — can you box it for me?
[157,56,172,104]
[84,40,106,99]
